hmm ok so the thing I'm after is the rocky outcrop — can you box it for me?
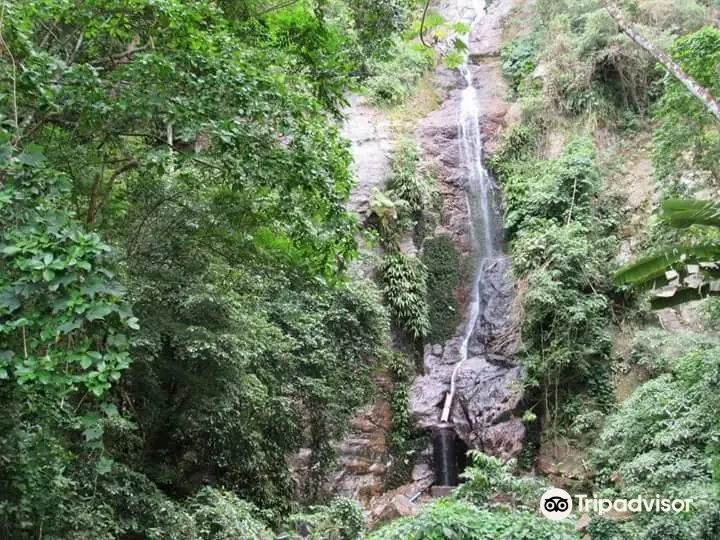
[327,397,393,504]
[366,477,433,529]
[410,0,525,461]
[342,94,394,219]
[411,341,525,460]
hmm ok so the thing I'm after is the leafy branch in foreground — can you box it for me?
[615,199,720,309]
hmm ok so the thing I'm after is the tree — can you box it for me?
[615,199,720,308]
[0,0,398,536]
[602,1,720,123]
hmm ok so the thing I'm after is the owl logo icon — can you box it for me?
[540,488,573,520]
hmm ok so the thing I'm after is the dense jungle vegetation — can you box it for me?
[0,0,422,537]
[4,0,720,538]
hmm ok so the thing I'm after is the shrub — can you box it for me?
[591,332,720,538]
[456,452,542,508]
[283,497,366,540]
[190,488,274,539]
[501,35,539,92]
[365,40,435,106]
[387,139,438,214]
[368,498,580,539]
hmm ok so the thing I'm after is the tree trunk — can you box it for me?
[603,1,720,123]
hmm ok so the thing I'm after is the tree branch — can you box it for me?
[87,160,140,225]
[603,1,720,123]
[419,0,432,48]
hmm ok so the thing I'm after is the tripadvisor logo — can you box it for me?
[539,488,694,520]
[540,488,573,520]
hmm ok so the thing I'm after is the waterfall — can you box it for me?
[440,0,502,423]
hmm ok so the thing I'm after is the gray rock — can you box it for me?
[409,0,524,460]
[341,94,393,219]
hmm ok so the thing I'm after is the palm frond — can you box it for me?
[661,199,720,229]
[615,243,720,286]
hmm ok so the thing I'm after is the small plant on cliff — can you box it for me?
[501,34,539,92]
[369,187,412,247]
[387,139,438,214]
[365,40,435,106]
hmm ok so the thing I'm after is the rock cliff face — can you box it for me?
[342,95,394,220]
[325,0,528,505]
[410,0,526,461]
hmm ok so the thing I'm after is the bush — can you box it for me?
[592,332,720,538]
[189,488,274,539]
[387,139,438,214]
[502,35,539,92]
[283,497,365,539]
[368,498,580,539]
[365,40,435,106]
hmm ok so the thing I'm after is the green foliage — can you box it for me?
[456,452,542,508]
[615,199,720,308]
[422,236,462,344]
[501,35,539,92]
[443,50,466,69]
[190,487,274,539]
[369,187,411,246]
[653,27,720,186]
[350,0,414,60]
[387,139,438,214]
[520,2,664,127]
[503,137,602,234]
[283,497,366,539]
[0,0,400,536]
[371,452,577,538]
[592,331,720,539]
[380,351,428,490]
[0,142,134,396]
[371,141,437,346]
[380,252,431,340]
[369,140,437,249]
[368,498,580,539]
[365,40,435,106]
[494,135,619,426]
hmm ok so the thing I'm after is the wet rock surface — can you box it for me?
[411,0,525,460]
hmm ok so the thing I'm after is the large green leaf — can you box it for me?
[662,199,720,228]
[615,243,720,286]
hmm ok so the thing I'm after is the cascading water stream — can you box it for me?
[440,0,501,424]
